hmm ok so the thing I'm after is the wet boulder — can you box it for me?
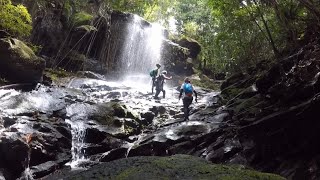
[51,155,285,180]
[161,40,190,75]
[0,135,29,179]
[175,38,201,59]
[0,38,46,83]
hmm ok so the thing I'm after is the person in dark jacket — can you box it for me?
[179,77,197,120]
[150,64,161,94]
[154,70,172,99]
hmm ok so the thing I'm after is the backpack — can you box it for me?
[149,69,157,77]
[183,83,193,94]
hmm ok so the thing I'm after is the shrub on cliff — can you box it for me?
[0,0,32,38]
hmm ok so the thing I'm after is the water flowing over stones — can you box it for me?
[118,15,164,76]
[0,75,226,179]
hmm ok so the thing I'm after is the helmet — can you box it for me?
[162,70,167,74]
[156,64,161,68]
[184,77,190,83]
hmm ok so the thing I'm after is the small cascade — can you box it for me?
[21,134,34,180]
[119,15,164,78]
[125,132,146,158]
[65,119,88,169]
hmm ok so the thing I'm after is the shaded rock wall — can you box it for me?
[217,27,320,179]
[29,2,193,75]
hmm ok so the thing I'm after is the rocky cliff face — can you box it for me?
[215,26,320,179]
[29,1,197,75]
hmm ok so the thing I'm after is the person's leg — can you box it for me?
[183,97,193,120]
[154,87,160,99]
[182,98,189,120]
[151,78,155,94]
[162,89,166,98]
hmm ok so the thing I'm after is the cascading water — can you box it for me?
[65,119,88,169]
[119,15,164,78]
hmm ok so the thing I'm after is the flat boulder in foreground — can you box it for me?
[45,154,285,180]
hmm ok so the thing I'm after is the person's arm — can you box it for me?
[163,74,172,80]
[179,88,183,99]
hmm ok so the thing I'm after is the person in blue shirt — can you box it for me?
[179,77,198,120]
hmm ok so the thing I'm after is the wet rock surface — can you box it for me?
[44,154,285,180]
[0,75,229,179]
[216,32,320,179]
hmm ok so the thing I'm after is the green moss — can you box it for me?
[221,85,245,103]
[0,0,32,38]
[71,11,93,27]
[63,0,72,20]
[76,25,97,32]
[191,73,221,90]
[115,167,138,180]
[92,114,114,126]
[0,77,8,85]
[44,68,74,82]
[25,42,42,54]
[233,95,261,115]
[62,155,285,180]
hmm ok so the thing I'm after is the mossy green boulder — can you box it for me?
[56,155,285,180]
[0,38,45,83]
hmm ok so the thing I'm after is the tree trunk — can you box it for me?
[252,0,279,56]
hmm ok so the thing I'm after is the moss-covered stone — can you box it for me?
[75,25,97,32]
[44,68,74,83]
[233,94,261,115]
[0,76,9,86]
[0,38,45,83]
[191,73,221,90]
[221,85,245,103]
[71,11,93,27]
[58,155,285,180]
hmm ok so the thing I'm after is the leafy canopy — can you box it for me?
[0,0,32,37]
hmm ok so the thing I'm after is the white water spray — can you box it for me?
[65,119,88,169]
[119,15,164,78]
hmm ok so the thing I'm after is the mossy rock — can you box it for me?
[59,154,285,180]
[44,68,75,83]
[0,38,45,83]
[233,94,261,115]
[74,25,97,33]
[191,73,221,90]
[0,76,9,86]
[57,50,86,72]
[221,85,245,103]
[70,11,93,27]
[113,104,127,118]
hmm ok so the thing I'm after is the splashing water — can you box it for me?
[119,15,164,78]
[125,132,146,158]
[65,119,88,169]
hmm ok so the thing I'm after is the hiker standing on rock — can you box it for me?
[154,70,172,99]
[179,77,197,120]
[150,64,161,94]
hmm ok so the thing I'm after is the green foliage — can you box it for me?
[0,76,8,85]
[70,11,93,27]
[25,42,42,54]
[0,0,32,38]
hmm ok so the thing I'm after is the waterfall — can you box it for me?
[119,15,164,78]
[65,119,88,169]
